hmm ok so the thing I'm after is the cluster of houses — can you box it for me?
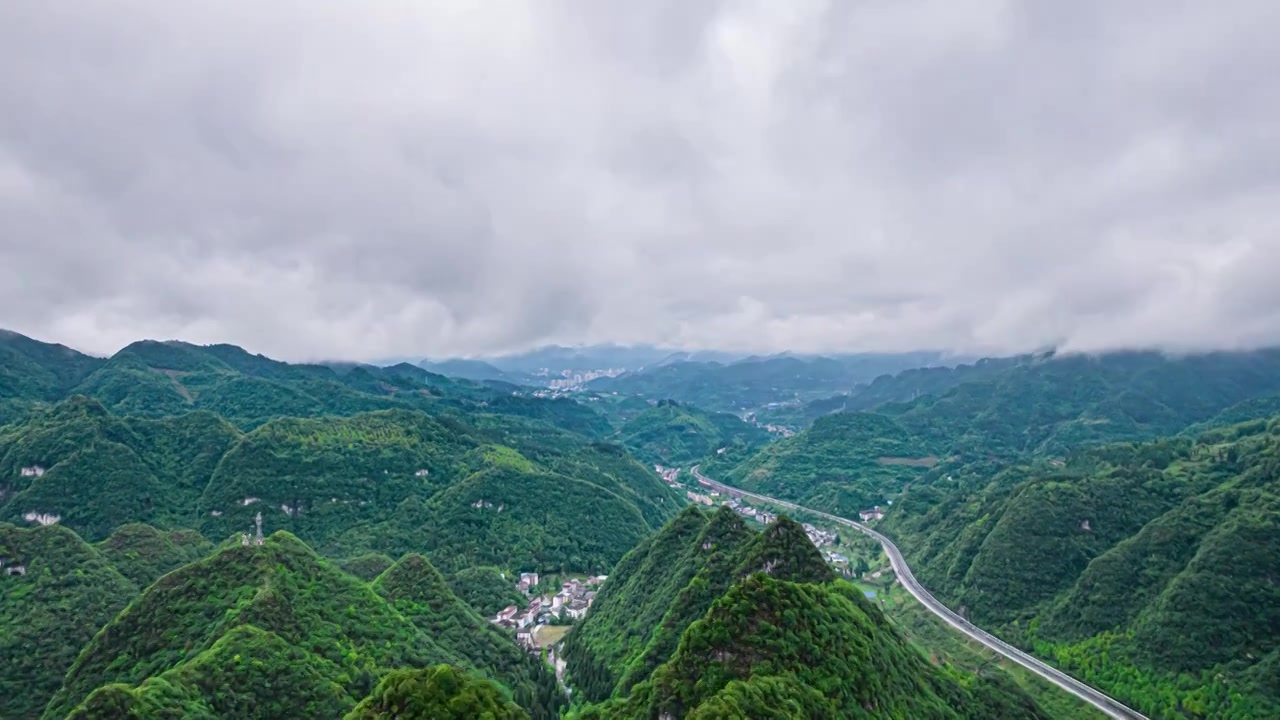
[722,498,778,526]
[719,499,841,548]
[492,573,608,650]
[654,465,682,486]
[801,521,837,547]
[737,411,798,438]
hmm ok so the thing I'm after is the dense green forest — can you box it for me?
[344,664,530,720]
[0,396,678,571]
[616,399,772,468]
[44,532,565,720]
[693,348,1280,718]
[372,553,561,716]
[1,523,140,718]
[0,331,613,433]
[878,420,1280,718]
[11,326,1280,719]
[562,507,1050,719]
[709,348,1280,511]
[447,566,528,616]
[705,411,937,516]
[0,331,687,718]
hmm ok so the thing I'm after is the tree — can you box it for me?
[344,665,529,720]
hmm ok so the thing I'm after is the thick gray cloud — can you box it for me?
[2,0,1278,361]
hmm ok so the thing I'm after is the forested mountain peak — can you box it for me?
[0,330,104,404]
[635,574,1046,720]
[565,508,1049,719]
[43,530,453,719]
[372,552,457,607]
[1,522,139,718]
[734,514,836,584]
[371,552,563,718]
[112,339,238,373]
[346,664,531,720]
[617,401,771,468]
[1,330,623,439]
[96,522,214,586]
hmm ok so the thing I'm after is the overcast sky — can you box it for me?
[2,1,1279,361]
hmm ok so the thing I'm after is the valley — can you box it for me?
[5,8,1271,718]
[4,330,1280,718]
[690,465,1147,720]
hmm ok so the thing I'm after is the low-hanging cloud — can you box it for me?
[2,0,1278,361]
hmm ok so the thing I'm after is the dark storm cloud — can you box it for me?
[1,1,1278,361]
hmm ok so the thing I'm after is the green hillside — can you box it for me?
[449,566,527,616]
[879,350,1280,458]
[195,410,473,547]
[417,464,654,574]
[44,531,521,719]
[0,331,103,405]
[618,400,771,468]
[629,575,1045,720]
[882,419,1280,718]
[564,510,1048,719]
[96,523,214,586]
[1,391,679,575]
[1,523,139,718]
[64,624,354,720]
[713,411,935,516]
[336,552,396,582]
[15,328,1280,720]
[372,554,560,717]
[0,331,615,438]
[345,664,530,720]
[0,399,241,540]
[710,348,1280,517]
[566,507,761,702]
[695,348,1280,718]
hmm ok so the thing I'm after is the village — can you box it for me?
[680,484,843,551]
[484,467,890,670]
[490,571,607,652]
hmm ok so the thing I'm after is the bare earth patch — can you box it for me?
[157,369,194,402]
[877,456,938,468]
[534,624,571,648]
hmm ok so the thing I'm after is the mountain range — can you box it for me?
[691,347,1280,718]
[7,325,1280,718]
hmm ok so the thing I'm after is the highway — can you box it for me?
[690,465,1151,720]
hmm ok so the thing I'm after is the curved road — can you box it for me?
[691,466,1149,720]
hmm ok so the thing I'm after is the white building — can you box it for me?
[565,600,589,620]
[516,629,535,648]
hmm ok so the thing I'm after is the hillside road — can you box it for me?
[690,465,1150,720]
